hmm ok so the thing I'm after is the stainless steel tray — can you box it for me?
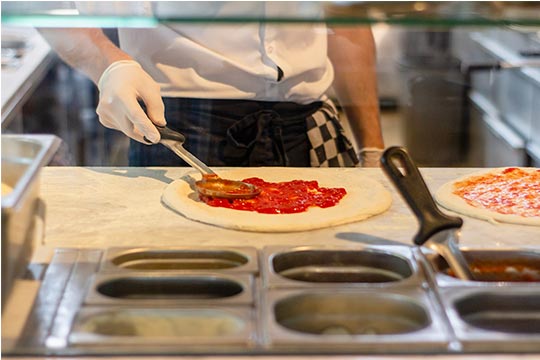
[1,134,60,309]
[69,306,257,352]
[420,247,540,286]
[439,287,540,352]
[11,245,540,356]
[85,271,254,307]
[262,245,424,289]
[100,246,258,274]
[261,288,449,353]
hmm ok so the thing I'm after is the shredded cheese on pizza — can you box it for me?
[452,167,540,218]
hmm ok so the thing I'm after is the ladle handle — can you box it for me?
[380,146,463,245]
[155,125,186,143]
[145,126,216,176]
[143,125,186,143]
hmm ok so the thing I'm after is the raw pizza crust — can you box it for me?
[435,167,540,226]
[162,167,392,232]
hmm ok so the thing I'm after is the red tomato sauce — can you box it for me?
[199,177,347,214]
[452,167,540,218]
[446,262,540,282]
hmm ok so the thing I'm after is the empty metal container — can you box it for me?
[262,289,449,353]
[263,246,422,288]
[100,246,258,273]
[85,272,253,306]
[440,287,540,352]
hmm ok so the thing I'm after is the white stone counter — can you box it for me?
[39,167,540,251]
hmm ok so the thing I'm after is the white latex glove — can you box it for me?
[358,147,384,167]
[97,60,166,143]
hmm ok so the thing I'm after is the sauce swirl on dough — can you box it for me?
[199,177,347,214]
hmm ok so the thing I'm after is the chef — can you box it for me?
[39,2,384,167]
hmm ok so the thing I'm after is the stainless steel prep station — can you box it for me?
[3,167,540,358]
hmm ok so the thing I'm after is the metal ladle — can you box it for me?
[380,146,474,281]
[149,126,260,200]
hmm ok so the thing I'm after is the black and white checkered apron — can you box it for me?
[129,97,359,167]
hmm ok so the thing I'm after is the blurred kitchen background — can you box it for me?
[3,10,540,167]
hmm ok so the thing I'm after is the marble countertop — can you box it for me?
[38,166,540,252]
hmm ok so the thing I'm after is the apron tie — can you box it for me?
[223,110,289,166]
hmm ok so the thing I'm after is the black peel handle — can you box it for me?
[380,146,463,246]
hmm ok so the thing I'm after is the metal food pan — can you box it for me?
[68,306,256,352]
[1,135,60,309]
[100,246,258,274]
[85,272,253,306]
[420,248,540,286]
[262,245,423,289]
[440,287,540,352]
[261,288,449,353]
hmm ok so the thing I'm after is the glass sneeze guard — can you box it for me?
[2,1,540,28]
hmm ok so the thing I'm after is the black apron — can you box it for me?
[129,97,358,167]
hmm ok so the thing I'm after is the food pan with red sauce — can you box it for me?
[424,249,540,283]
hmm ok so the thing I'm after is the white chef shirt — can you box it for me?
[79,1,334,104]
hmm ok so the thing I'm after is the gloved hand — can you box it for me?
[97,60,166,143]
[358,147,384,167]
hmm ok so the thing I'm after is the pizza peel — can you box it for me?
[147,126,260,200]
[380,146,474,281]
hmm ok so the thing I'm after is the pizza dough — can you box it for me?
[162,167,392,232]
[435,168,540,226]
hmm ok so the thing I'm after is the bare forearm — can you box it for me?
[38,28,131,84]
[328,26,384,149]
